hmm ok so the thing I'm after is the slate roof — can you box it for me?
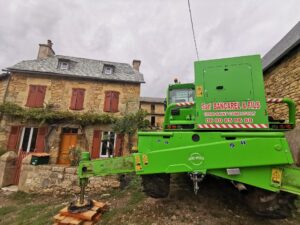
[140,97,165,103]
[7,55,144,83]
[262,21,300,71]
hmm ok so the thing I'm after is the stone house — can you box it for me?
[0,40,144,184]
[262,21,300,164]
[140,97,165,128]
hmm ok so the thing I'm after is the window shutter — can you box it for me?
[35,86,46,107]
[26,85,37,107]
[114,133,124,157]
[91,130,102,159]
[103,91,112,112]
[75,89,85,110]
[7,126,21,151]
[111,91,119,113]
[35,127,48,153]
[70,89,78,110]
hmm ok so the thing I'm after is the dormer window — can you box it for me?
[58,59,70,70]
[103,65,114,75]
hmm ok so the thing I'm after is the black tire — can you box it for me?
[141,173,170,198]
[242,187,297,219]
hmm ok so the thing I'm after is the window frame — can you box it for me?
[103,65,114,75]
[59,61,70,70]
[100,131,116,158]
[19,127,39,153]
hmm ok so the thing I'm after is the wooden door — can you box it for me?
[58,134,78,165]
[13,151,30,185]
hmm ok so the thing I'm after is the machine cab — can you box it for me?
[164,82,196,129]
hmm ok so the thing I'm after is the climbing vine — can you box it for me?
[0,102,116,126]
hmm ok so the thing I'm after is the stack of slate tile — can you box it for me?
[53,200,108,225]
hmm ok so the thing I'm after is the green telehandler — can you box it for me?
[73,55,300,218]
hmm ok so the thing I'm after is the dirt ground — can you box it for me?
[0,175,299,225]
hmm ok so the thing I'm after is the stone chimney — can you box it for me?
[132,60,141,72]
[37,40,55,59]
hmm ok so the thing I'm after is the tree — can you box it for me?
[112,109,149,151]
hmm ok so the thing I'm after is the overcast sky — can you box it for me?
[0,0,299,97]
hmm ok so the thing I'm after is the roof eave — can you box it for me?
[6,68,145,84]
[263,40,300,72]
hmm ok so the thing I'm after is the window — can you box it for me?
[70,88,85,110]
[100,131,116,158]
[151,116,156,126]
[104,91,119,112]
[59,61,69,70]
[26,85,46,107]
[19,127,38,152]
[151,104,155,113]
[103,65,114,75]
[169,89,194,103]
[91,130,124,159]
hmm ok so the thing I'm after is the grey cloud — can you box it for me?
[0,0,299,97]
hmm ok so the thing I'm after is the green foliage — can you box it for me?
[112,109,149,136]
[0,102,116,126]
[112,109,149,150]
[69,146,83,166]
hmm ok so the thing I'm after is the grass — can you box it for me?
[0,192,67,225]
[0,206,18,216]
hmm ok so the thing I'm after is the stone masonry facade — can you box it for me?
[264,45,300,125]
[140,98,165,128]
[18,154,120,195]
[264,44,300,164]
[0,72,140,163]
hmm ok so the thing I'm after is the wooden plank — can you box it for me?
[54,213,66,221]
[60,216,83,225]
[92,201,106,208]
[82,222,94,225]
[59,207,68,213]
[60,210,97,221]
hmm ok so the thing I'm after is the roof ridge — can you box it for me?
[55,54,130,65]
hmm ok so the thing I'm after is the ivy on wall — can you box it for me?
[0,102,117,126]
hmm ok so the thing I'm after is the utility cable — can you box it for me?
[187,0,199,61]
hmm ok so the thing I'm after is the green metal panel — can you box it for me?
[136,131,294,175]
[194,55,269,129]
[281,166,300,195]
[78,155,135,178]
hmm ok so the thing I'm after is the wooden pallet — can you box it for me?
[53,200,108,225]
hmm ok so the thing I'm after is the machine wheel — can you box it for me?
[141,174,170,198]
[242,187,297,219]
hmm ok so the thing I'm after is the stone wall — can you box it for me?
[0,76,8,102]
[264,45,300,164]
[140,102,165,128]
[0,151,17,187]
[18,155,120,195]
[0,72,141,152]
[6,73,141,115]
[264,45,300,125]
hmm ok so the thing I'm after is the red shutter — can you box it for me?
[35,127,48,153]
[7,126,22,151]
[75,89,85,110]
[70,89,78,110]
[103,91,112,112]
[26,85,37,107]
[111,92,119,113]
[91,130,102,159]
[35,86,46,107]
[114,133,124,157]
